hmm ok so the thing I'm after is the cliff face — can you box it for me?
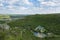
[0,23,10,30]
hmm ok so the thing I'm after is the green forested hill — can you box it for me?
[0,15,10,19]
[7,14,60,40]
[0,14,60,40]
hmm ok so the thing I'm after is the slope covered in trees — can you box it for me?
[0,14,60,40]
[7,14,60,40]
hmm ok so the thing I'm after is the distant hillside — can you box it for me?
[0,15,10,19]
[9,14,27,18]
[3,14,60,40]
[0,15,11,23]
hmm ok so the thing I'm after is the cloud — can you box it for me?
[37,0,44,1]
[0,0,60,14]
[6,5,14,10]
[19,6,28,10]
[37,0,60,6]
[22,0,32,5]
[41,1,56,6]
[7,0,19,5]
[0,3,3,7]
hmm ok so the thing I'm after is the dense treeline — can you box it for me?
[8,14,60,34]
[0,14,60,40]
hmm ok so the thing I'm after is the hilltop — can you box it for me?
[7,14,60,40]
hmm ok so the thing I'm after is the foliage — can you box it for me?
[0,14,60,40]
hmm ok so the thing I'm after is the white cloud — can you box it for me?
[38,0,60,6]
[0,0,60,14]
[8,0,19,4]
[19,6,28,10]
[23,0,30,4]
[0,3,3,7]
[22,0,33,6]
[41,1,56,6]
[38,0,44,2]
[52,0,60,2]
[6,5,13,9]
[6,5,16,10]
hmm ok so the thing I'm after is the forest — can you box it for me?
[0,14,60,40]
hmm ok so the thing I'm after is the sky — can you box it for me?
[0,0,60,14]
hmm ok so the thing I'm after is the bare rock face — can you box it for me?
[32,25,57,38]
[0,23,10,30]
[35,25,46,33]
[32,25,47,38]
[34,32,47,38]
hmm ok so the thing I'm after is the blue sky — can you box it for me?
[0,0,60,14]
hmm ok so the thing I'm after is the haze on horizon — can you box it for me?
[0,0,60,14]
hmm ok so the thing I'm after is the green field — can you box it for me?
[0,14,60,40]
[0,15,10,19]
